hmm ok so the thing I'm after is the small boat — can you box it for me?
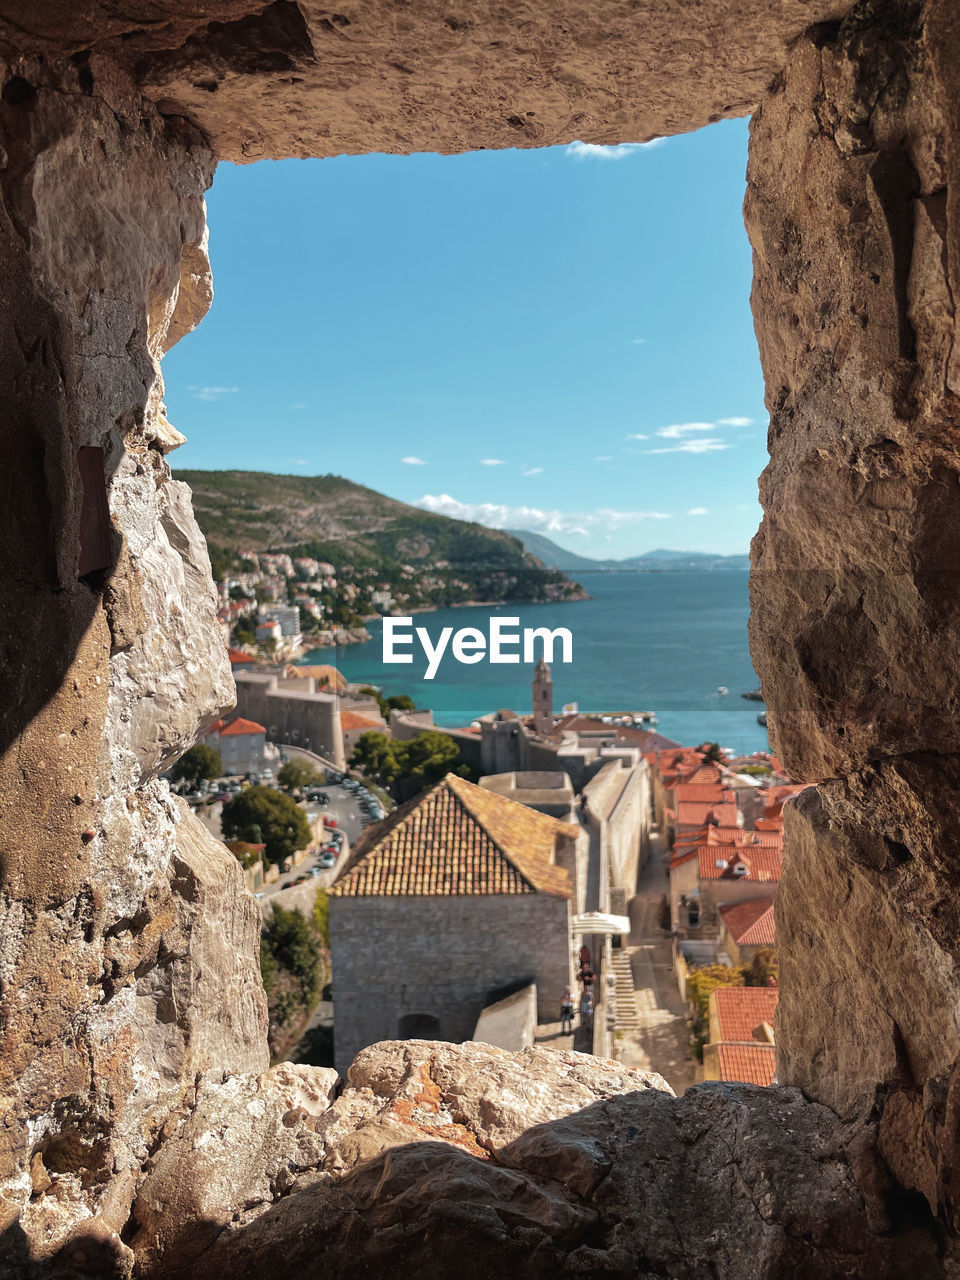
[717,686,729,696]
[757,712,767,727]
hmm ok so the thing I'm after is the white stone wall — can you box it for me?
[330,892,572,1075]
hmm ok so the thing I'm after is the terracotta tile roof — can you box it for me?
[674,784,736,804]
[329,773,575,899]
[676,801,740,828]
[714,1042,777,1086]
[741,834,783,853]
[340,710,383,731]
[227,647,255,664]
[719,899,776,946]
[673,825,744,853]
[547,715,680,751]
[284,663,347,688]
[712,986,779,1042]
[698,847,782,882]
[218,716,266,737]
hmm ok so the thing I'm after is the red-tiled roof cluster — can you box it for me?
[719,899,776,947]
[330,773,575,899]
[227,647,255,665]
[675,800,741,829]
[698,846,782,882]
[707,987,779,1086]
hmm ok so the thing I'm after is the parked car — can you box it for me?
[320,853,336,868]
[323,817,338,829]
[321,844,338,856]
[294,874,309,884]
[308,866,321,877]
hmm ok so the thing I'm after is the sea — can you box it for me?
[301,570,770,757]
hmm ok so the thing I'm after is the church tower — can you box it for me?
[532,657,554,736]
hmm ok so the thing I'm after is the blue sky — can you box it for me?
[165,118,767,559]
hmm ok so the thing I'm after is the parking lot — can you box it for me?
[179,766,389,914]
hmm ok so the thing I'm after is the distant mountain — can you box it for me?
[507,530,750,572]
[174,470,585,604]
[503,529,610,572]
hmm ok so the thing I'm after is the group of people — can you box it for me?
[559,944,597,1034]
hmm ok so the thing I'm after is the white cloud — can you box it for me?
[188,384,239,402]
[656,422,716,439]
[522,466,544,476]
[644,438,731,455]
[566,139,664,161]
[631,338,647,345]
[625,432,648,441]
[416,494,670,536]
[688,507,709,516]
[289,458,309,467]
[401,456,428,465]
[717,416,753,427]
[480,458,505,466]
[288,401,309,412]
[594,456,613,462]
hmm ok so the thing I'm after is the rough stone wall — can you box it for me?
[0,0,956,1272]
[0,1,850,163]
[0,54,267,1267]
[745,0,960,1229]
[330,893,572,1074]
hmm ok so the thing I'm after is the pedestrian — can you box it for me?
[580,988,594,1031]
[560,988,574,1034]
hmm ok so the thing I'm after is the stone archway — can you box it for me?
[0,0,957,1274]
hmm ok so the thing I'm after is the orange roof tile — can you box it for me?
[676,801,740,828]
[699,847,782,882]
[219,716,266,737]
[714,1042,777,1086]
[340,711,383,731]
[227,647,255,665]
[712,986,778,1042]
[330,773,576,900]
[719,899,776,946]
[674,785,736,804]
[284,663,347,688]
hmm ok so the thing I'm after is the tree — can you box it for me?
[685,963,747,1061]
[396,731,469,798]
[700,742,725,764]
[278,758,325,791]
[745,947,778,987]
[387,694,416,713]
[350,731,399,786]
[221,786,311,866]
[262,904,323,1004]
[170,743,221,783]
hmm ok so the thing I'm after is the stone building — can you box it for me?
[201,715,267,776]
[328,773,584,1075]
[531,657,554,736]
[233,670,346,768]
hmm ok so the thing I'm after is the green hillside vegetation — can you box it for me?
[176,470,584,607]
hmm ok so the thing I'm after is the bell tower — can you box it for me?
[532,657,554,736]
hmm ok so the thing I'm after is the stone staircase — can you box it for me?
[610,949,640,1032]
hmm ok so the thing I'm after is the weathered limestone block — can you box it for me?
[746,0,960,781]
[0,1,850,163]
[125,1041,936,1280]
[0,52,265,1267]
[777,758,960,1224]
[108,472,234,788]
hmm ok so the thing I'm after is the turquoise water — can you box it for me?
[304,570,770,756]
